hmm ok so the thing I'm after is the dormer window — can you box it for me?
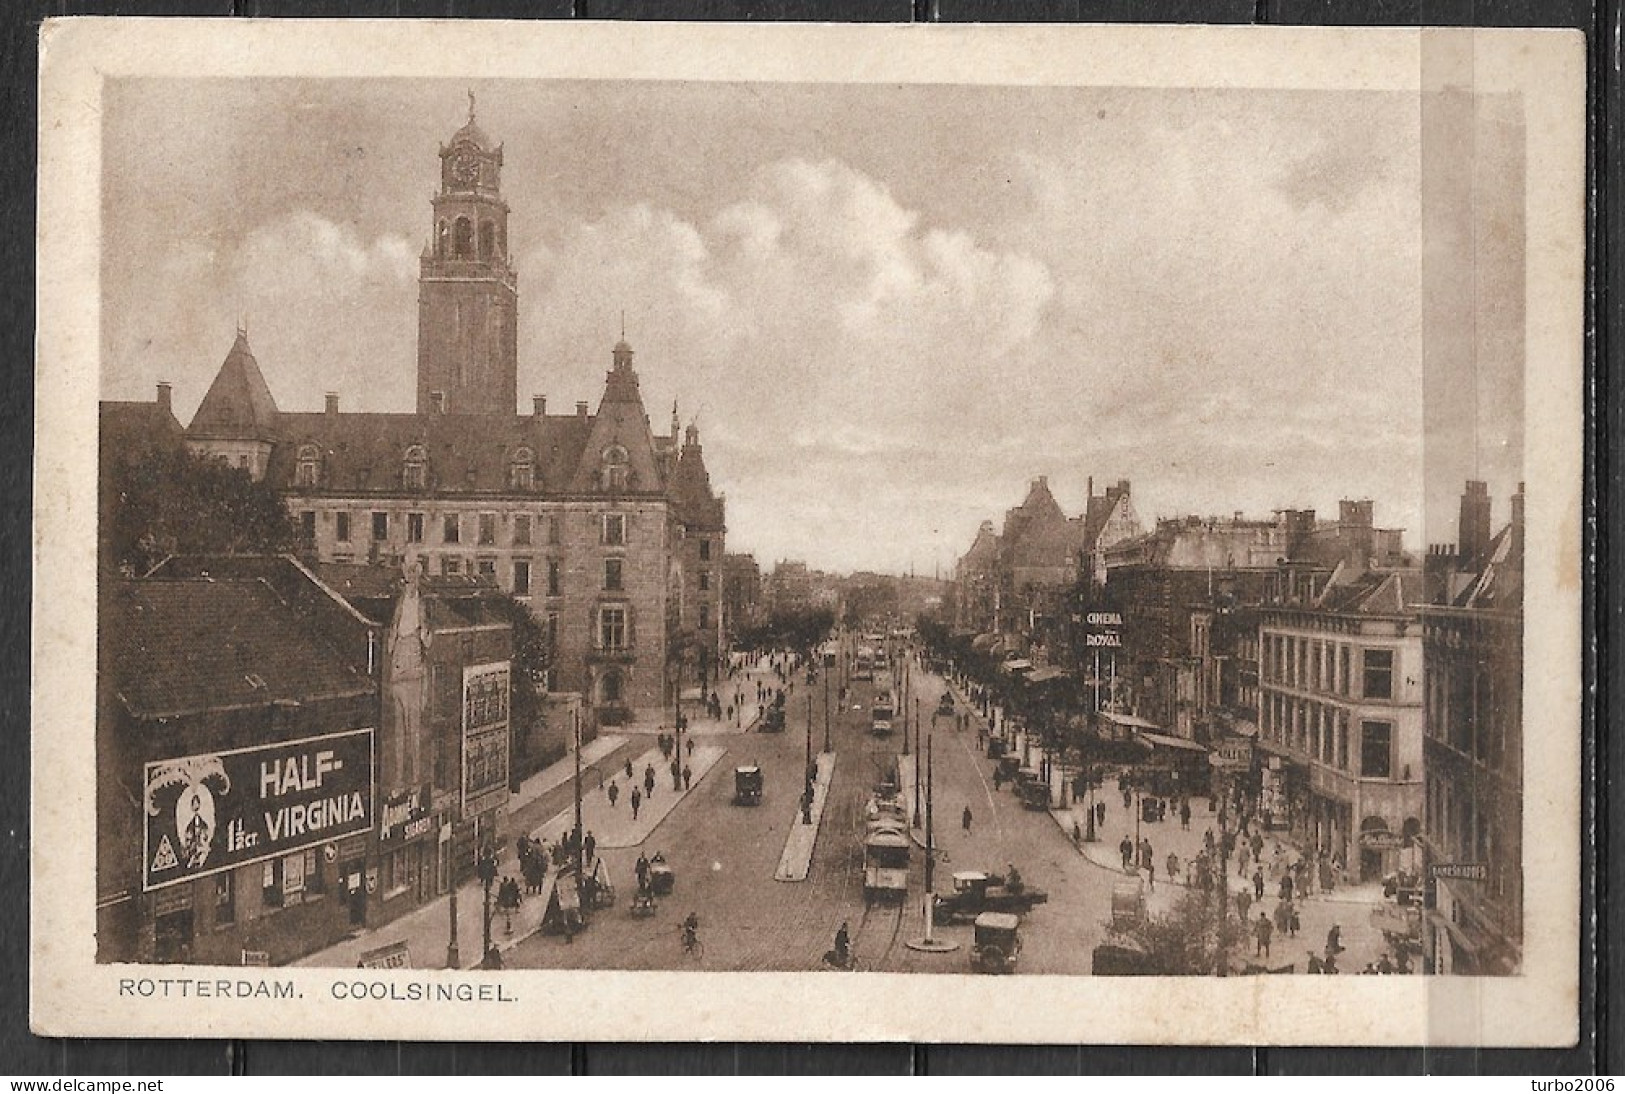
[510,447,535,491]
[403,445,428,491]
[294,444,320,489]
[600,444,629,492]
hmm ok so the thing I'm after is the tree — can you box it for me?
[1119,883,1249,976]
[103,447,304,575]
[486,593,552,786]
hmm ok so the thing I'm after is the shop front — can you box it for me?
[372,784,442,924]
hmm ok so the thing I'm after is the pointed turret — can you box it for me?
[567,337,663,494]
[183,330,281,479]
[673,421,725,532]
[187,330,281,442]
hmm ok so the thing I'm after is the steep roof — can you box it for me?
[672,424,725,532]
[564,343,664,494]
[1001,478,1077,570]
[100,399,185,472]
[102,576,372,719]
[271,410,592,496]
[1314,568,1419,615]
[186,332,281,442]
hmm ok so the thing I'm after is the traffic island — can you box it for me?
[774,751,835,881]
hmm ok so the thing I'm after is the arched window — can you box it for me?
[403,445,428,491]
[453,217,473,258]
[509,446,534,491]
[295,444,320,488]
[600,671,623,704]
[479,221,495,261]
[436,220,448,259]
[495,222,506,257]
[600,444,629,492]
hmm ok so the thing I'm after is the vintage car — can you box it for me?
[1091,939,1158,975]
[933,870,1049,923]
[1110,880,1146,930]
[1016,778,1050,811]
[936,692,956,716]
[970,912,1022,974]
[759,707,786,733]
[733,765,764,806]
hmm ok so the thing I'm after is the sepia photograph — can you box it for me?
[34,19,1584,1044]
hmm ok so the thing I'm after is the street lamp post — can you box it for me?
[446,841,461,970]
[913,699,923,826]
[823,667,831,753]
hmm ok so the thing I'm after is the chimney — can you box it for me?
[1087,476,1094,498]
[576,401,589,418]
[156,382,172,414]
[430,391,446,415]
[1458,480,1492,568]
[325,392,339,415]
[533,395,547,417]
[1511,481,1525,559]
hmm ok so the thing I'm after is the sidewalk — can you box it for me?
[775,751,837,882]
[613,654,789,736]
[508,733,627,813]
[524,742,728,851]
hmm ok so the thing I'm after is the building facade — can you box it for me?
[1421,483,1524,974]
[182,106,725,726]
[1257,568,1425,883]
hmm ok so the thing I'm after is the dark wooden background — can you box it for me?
[1,0,1611,1075]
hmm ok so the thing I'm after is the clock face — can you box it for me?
[452,155,479,186]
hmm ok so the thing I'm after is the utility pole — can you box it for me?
[805,692,814,800]
[446,842,460,969]
[573,708,585,928]
[905,730,955,953]
[913,699,923,825]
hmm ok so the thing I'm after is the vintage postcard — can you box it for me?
[33,19,1584,1044]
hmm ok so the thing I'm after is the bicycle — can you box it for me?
[679,925,705,959]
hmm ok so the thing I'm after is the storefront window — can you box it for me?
[214,872,235,926]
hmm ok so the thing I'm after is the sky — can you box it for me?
[100,78,1526,575]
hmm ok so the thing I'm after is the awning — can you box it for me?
[1229,719,1261,739]
[971,633,997,652]
[1025,666,1065,683]
[1099,710,1162,731]
[1136,730,1209,754]
[1001,658,1034,673]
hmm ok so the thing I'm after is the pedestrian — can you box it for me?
[1122,785,1132,810]
[584,831,596,865]
[1073,819,1083,846]
[630,787,642,820]
[1255,912,1273,958]
[671,758,682,791]
[1096,801,1106,829]
[1167,852,1180,882]
[644,764,656,798]
[1280,873,1294,903]
[1288,904,1301,937]
[608,781,620,808]
[635,853,650,891]
[1119,835,1134,871]
[1139,837,1153,870]
[962,805,973,833]
[625,758,635,781]
[1326,923,1344,956]
[1253,867,1265,901]
[1236,888,1252,920]
[682,764,692,790]
[1146,859,1156,890]
[1238,846,1251,878]
[1180,799,1191,830]
[1274,899,1290,936]
[686,737,694,757]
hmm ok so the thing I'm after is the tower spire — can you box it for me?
[467,88,476,124]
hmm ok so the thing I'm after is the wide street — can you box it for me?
[505,649,1120,974]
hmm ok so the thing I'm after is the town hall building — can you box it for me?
[182,103,727,725]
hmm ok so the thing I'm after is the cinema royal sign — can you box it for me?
[142,729,374,891]
[1083,611,1125,648]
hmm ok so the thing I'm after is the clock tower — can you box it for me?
[416,95,518,416]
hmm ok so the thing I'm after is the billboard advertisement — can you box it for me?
[142,729,375,892]
[462,662,511,817]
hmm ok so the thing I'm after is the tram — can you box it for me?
[862,786,911,904]
[870,690,895,736]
